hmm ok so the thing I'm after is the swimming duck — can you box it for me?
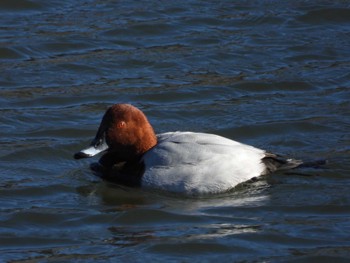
[74,103,304,195]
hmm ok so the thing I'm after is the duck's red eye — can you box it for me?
[117,121,126,129]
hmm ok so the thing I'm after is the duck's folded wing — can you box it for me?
[141,132,266,195]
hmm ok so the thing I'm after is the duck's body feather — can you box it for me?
[141,132,266,195]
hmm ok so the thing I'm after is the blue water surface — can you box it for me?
[0,0,350,262]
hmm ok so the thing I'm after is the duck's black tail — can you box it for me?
[262,153,327,174]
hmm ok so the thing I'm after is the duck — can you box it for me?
[74,103,308,195]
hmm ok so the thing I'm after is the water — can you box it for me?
[1,0,350,262]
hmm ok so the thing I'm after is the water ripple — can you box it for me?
[1,0,350,262]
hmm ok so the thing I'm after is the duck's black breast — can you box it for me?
[90,155,144,187]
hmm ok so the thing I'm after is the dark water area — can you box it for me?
[1,0,350,262]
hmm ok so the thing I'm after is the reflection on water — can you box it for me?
[1,0,350,262]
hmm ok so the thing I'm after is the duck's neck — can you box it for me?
[105,129,157,164]
[137,128,157,155]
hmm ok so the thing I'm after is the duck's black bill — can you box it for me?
[73,132,109,160]
[74,151,91,159]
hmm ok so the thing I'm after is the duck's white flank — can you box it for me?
[141,132,267,195]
